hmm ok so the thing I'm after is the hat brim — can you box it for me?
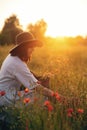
[9,40,43,53]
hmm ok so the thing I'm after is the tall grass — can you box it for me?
[0,44,87,130]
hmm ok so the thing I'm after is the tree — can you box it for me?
[27,19,47,40]
[0,14,23,45]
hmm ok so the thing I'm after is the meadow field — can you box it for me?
[0,43,87,130]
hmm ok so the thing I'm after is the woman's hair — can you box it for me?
[10,45,31,62]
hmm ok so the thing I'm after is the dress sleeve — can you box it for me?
[14,63,38,89]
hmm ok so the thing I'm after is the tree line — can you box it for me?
[0,14,47,45]
[0,14,87,46]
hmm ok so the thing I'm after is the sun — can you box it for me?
[0,0,87,37]
[18,0,87,38]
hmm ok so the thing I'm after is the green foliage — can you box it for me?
[0,15,48,45]
[0,14,23,45]
[27,19,47,40]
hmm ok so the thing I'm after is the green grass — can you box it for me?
[0,44,87,130]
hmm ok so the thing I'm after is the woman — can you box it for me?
[0,32,53,106]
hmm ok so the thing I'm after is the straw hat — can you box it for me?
[10,31,43,53]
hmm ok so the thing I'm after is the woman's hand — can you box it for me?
[35,83,53,97]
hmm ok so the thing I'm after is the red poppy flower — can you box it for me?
[44,100,54,112]
[23,98,30,104]
[51,92,61,101]
[17,91,21,97]
[47,104,53,112]
[67,108,73,113]
[67,108,73,117]
[0,91,6,96]
[77,108,84,114]
[67,112,72,117]
[44,100,51,106]
[24,88,29,93]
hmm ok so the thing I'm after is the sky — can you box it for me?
[0,0,87,37]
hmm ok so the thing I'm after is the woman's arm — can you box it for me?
[34,83,53,97]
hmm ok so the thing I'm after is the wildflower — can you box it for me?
[23,98,30,104]
[44,100,53,112]
[17,91,21,97]
[0,91,6,96]
[77,108,84,114]
[51,91,55,97]
[67,108,73,117]
[67,112,72,117]
[44,100,51,106]
[47,104,53,112]
[51,92,61,101]
[67,108,73,113]
[24,88,29,93]
[51,92,58,97]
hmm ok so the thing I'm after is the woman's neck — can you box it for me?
[20,57,31,63]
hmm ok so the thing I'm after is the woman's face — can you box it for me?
[27,47,35,57]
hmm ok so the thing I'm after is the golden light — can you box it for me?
[0,0,87,37]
